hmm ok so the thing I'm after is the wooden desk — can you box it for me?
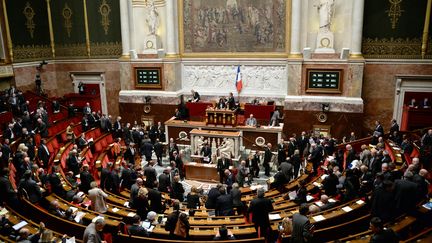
[184,162,218,182]
[205,108,237,126]
[186,102,214,120]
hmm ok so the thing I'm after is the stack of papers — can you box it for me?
[342,206,353,212]
[12,221,28,231]
[356,200,365,205]
[65,237,76,243]
[74,212,86,223]
[127,212,136,217]
[69,206,78,213]
[268,214,281,220]
[112,208,119,213]
[0,208,9,216]
[288,191,297,200]
[306,195,314,202]
[312,215,326,222]
[328,198,336,203]
[315,201,324,207]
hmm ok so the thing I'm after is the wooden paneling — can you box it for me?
[119,103,177,125]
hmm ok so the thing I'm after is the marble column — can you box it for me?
[120,0,130,57]
[290,0,302,57]
[128,0,136,52]
[165,0,177,56]
[350,0,365,57]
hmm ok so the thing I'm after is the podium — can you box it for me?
[205,108,237,126]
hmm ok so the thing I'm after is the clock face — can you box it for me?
[146,40,154,49]
[320,37,330,48]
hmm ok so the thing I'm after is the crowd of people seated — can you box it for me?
[1,86,431,243]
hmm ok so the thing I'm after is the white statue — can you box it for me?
[316,0,335,32]
[146,0,159,35]
[218,138,234,158]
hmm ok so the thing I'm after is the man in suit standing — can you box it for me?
[158,167,172,193]
[279,160,293,183]
[291,204,314,243]
[88,181,108,213]
[144,160,157,189]
[82,102,92,116]
[389,119,399,134]
[83,218,106,243]
[153,139,164,166]
[67,149,81,176]
[226,92,236,110]
[200,143,212,163]
[79,164,94,193]
[113,116,122,139]
[173,151,184,180]
[37,139,50,168]
[277,139,286,165]
[248,188,274,238]
[35,118,48,138]
[217,154,231,183]
[141,139,153,163]
[3,123,15,141]
[263,143,273,177]
[124,143,137,166]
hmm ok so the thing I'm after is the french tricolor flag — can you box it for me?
[235,65,243,93]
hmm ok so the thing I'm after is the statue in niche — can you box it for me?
[315,0,335,32]
[146,0,159,35]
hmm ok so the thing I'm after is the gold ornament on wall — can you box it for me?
[386,0,404,29]
[62,3,73,38]
[23,2,36,38]
[99,0,111,35]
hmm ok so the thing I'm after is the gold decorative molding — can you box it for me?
[2,0,13,62]
[99,0,111,35]
[83,0,90,57]
[362,37,432,59]
[23,2,36,38]
[0,65,13,78]
[56,43,87,58]
[13,45,52,61]
[90,41,121,57]
[46,0,55,58]
[62,3,73,38]
[386,0,404,29]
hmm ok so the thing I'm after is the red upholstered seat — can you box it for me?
[100,138,107,148]
[94,142,103,153]
[105,134,113,144]
[94,128,101,138]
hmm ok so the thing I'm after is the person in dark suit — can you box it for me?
[297,131,309,157]
[279,161,293,183]
[393,178,418,216]
[134,187,150,220]
[144,160,157,189]
[374,120,384,137]
[164,200,190,239]
[3,123,15,141]
[173,151,184,180]
[67,103,75,118]
[0,168,18,206]
[149,124,158,144]
[123,143,136,166]
[191,89,200,102]
[35,118,48,138]
[168,138,179,161]
[309,143,323,174]
[291,204,314,243]
[37,139,50,168]
[129,178,143,208]
[389,119,399,134]
[128,215,149,236]
[18,170,42,203]
[66,149,80,176]
[186,186,201,209]
[287,138,297,158]
[158,167,172,193]
[79,164,94,193]
[113,116,122,139]
[217,154,231,183]
[291,150,301,178]
[1,139,11,166]
[248,188,274,237]
[153,139,164,166]
[322,167,339,196]
[263,143,273,177]
[217,97,227,109]
[215,187,234,216]
[369,217,398,243]
[226,92,236,110]
[171,175,185,202]
[205,183,222,209]
[49,166,65,197]
[230,183,243,215]
[371,180,395,223]
[200,143,212,162]
[83,218,105,243]
[148,188,164,213]
[141,140,153,163]
[81,115,90,132]
[250,152,261,178]
[277,139,286,165]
